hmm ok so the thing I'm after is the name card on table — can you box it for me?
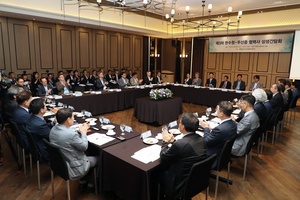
[125,125,133,132]
[68,105,75,110]
[168,120,177,128]
[85,111,92,117]
[194,86,200,89]
[57,102,64,107]
[209,87,216,90]
[221,89,228,92]
[235,90,242,93]
[95,91,102,94]
[140,130,152,139]
[103,117,110,124]
[54,95,63,99]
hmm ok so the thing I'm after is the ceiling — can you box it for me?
[0,0,300,37]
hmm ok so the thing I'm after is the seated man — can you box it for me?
[205,72,217,87]
[192,72,202,86]
[55,74,72,95]
[94,72,108,90]
[219,75,232,89]
[233,74,246,91]
[11,91,33,149]
[249,75,263,91]
[50,108,98,181]
[117,72,129,88]
[27,98,54,162]
[159,113,207,199]
[232,95,260,156]
[153,71,163,84]
[143,71,153,85]
[200,101,237,168]
[38,77,53,97]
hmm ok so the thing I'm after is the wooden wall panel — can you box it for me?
[207,53,217,70]
[0,17,10,71]
[238,53,250,72]
[133,36,142,77]
[276,53,291,73]
[77,28,92,70]
[56,25,76,71]
[256,53,270,72]
[8,19,35,75]
[34,22,56,71]
[122,36,131,69]
[94,31,106,69]
[222,53,233,70]
[108,33,119,69]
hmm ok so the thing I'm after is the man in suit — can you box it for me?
[232,95,260,156]
[159,113,207,199]
[200,101,237,168]
[153,71,163,84]
[55,74,72,95]
[94,72,109,90]
[27,98,54,162]
[65,70,76,86]
[269,83,284,123]
[205,72,217,87]
[249,75,263,91]
[184,73,192,85]
[126,69,133,80]
[130,72,142,86]
[50,108,98,180]
[143,71,153,85]
[219,75,232,89]
[192,72,202,86]
[233,74,246,91]
[11,91,33,149]
[118,72,129,88]
[80,70,90,85]
[38,77,53,97]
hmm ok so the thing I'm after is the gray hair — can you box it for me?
[7,85,24,100]
[252,88,267,102]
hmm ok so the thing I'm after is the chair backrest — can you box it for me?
[245,127,261,155]
[290,95,299,109]
[42,139,69,181]
[215,138,236,171]
[9,120,25,148]
[23,127,39,161]
[0,114,4,131]
[181,154,217,200]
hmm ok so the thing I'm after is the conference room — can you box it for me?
[0,0,300,200]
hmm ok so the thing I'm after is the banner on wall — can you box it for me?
[209,33,294,52]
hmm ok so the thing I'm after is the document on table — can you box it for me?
[131,144,161,164]
[87,133,115,146]
[232,109,241,115]
[43,110,55,117]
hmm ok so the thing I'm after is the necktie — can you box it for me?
[223,82,226,88]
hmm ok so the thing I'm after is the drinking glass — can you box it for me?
[120,124,125,135]
[162,125,168,133]
[99,116,104,125]
[81,109,86,119]
[206,110,211,117]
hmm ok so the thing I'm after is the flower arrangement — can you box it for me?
[149,88,173,100]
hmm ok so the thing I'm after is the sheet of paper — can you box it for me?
[87,133,115,146]
[43,110,55,117]
[131,144,161,164]
[232,109,241,115]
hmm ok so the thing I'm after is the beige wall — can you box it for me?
[0,17,143,79]
[202,39,291,90]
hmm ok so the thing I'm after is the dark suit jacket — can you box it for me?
[205,78,217,87]
[270,92,284,115]
[143,76,153,85]
[26,115,53,162]
[204,119,237,168]
[160,133,207,199]
[94,78,107,90]
[37,84,53,97]
[153,76,162,84]
[264,101,273,118]
[233,80,246,91]
[12,106,31,149]
[219,81,232,89]
[80,76,90,84]
[254,102,267,123]
[249,82,263,90]
[184,78,192,85]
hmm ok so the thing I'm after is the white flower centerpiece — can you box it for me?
[149,88,173,100]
